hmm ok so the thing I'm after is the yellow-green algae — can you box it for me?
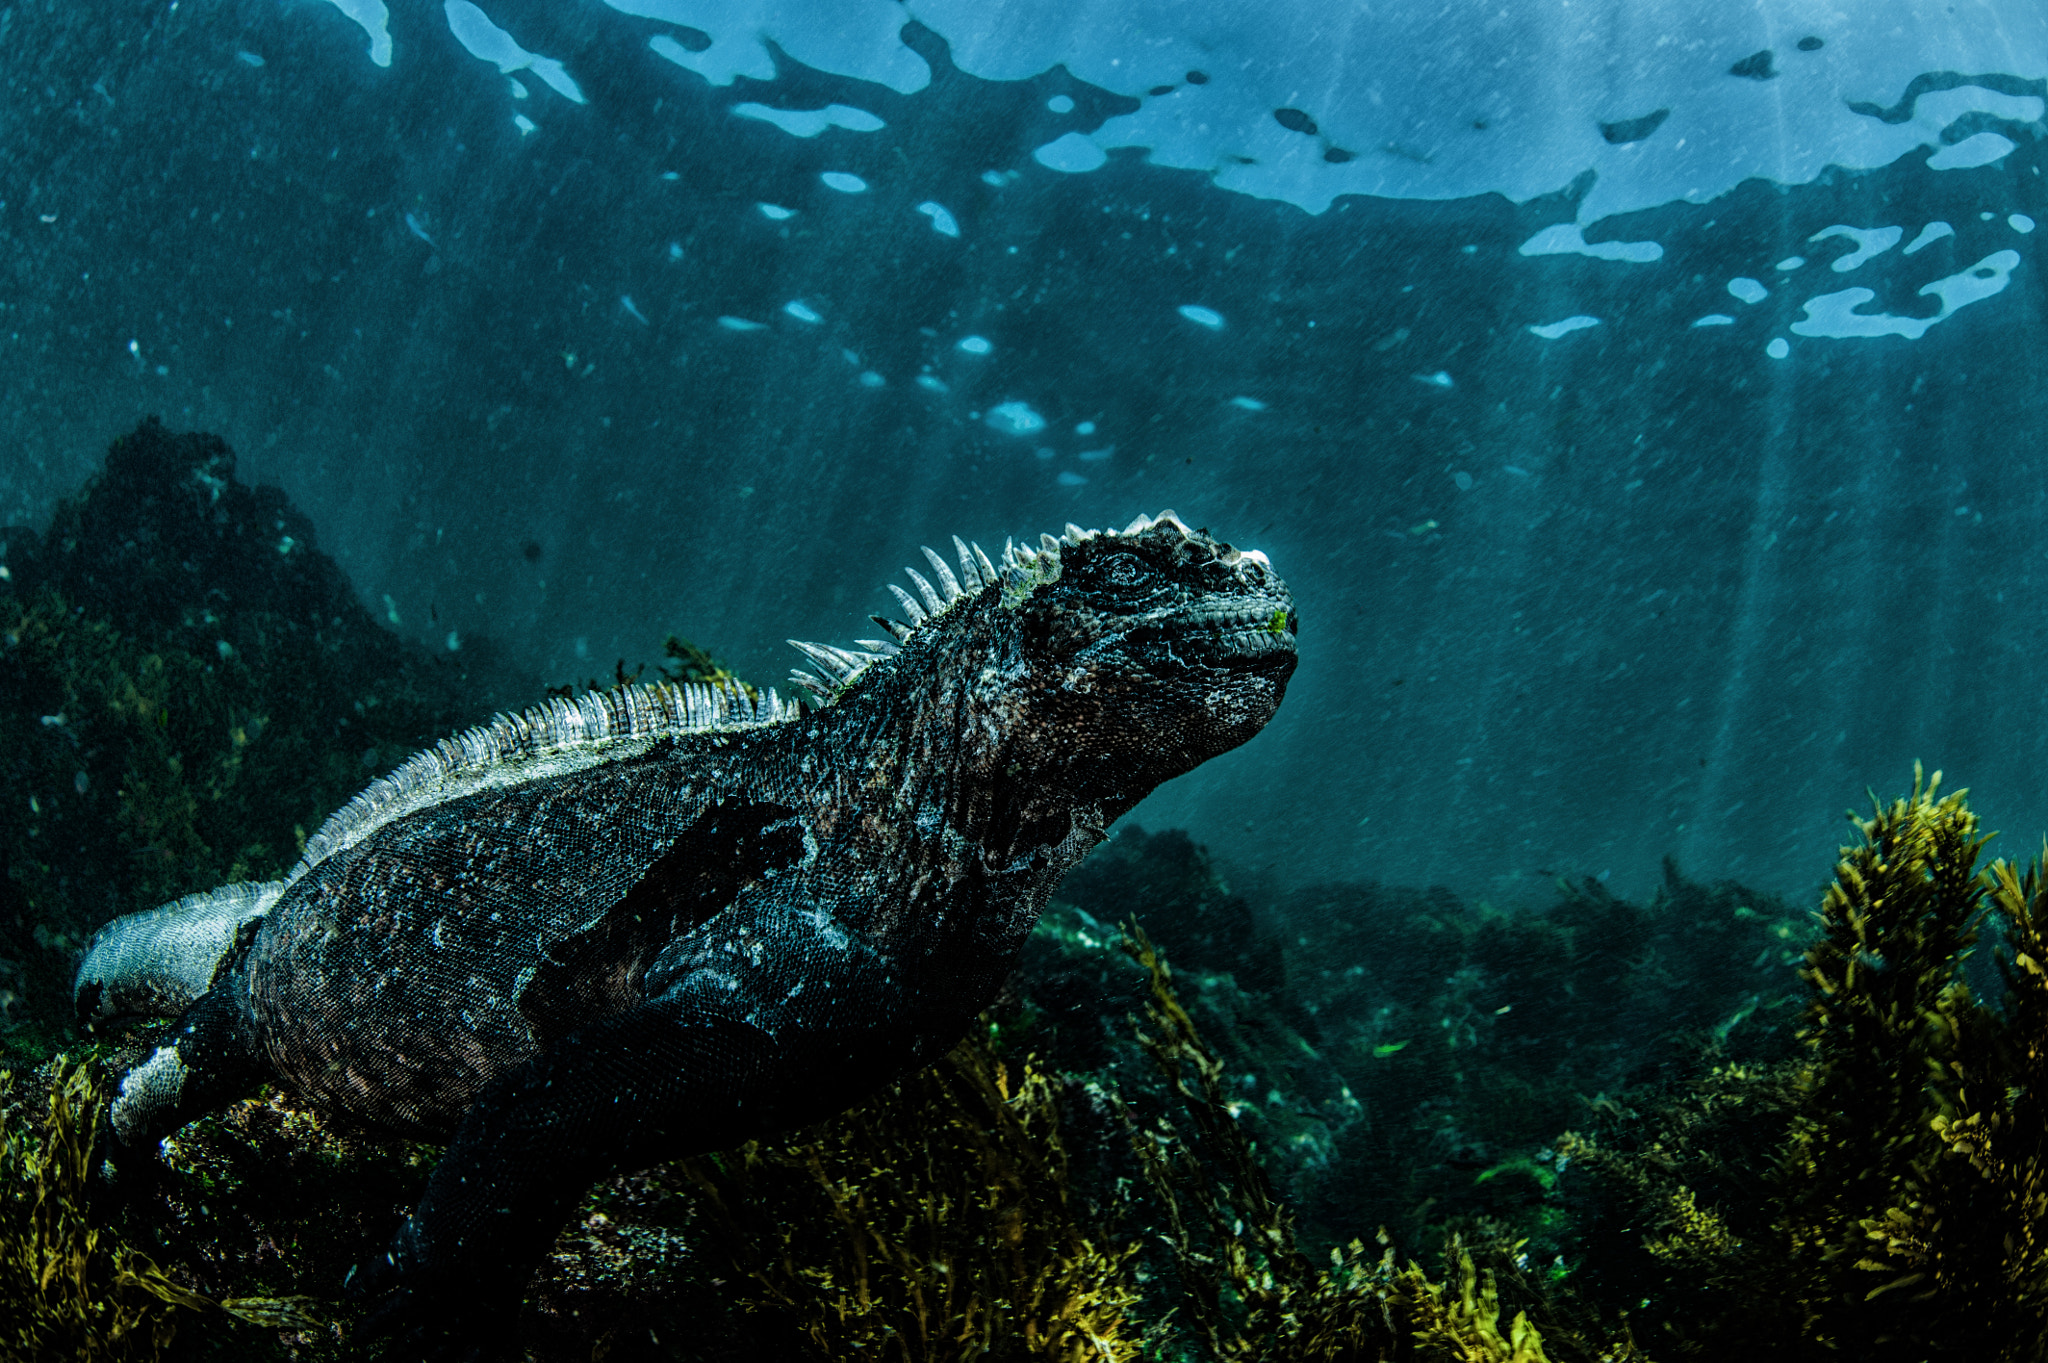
[0,1059,320,1362]
[1561,768,2048,1358]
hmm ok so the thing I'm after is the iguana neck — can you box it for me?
[819,604,1152,868]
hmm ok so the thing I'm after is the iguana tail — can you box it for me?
[73,882,283,1025]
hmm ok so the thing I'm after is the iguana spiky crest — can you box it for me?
[784,510,1230,703]
[294,680,794,877]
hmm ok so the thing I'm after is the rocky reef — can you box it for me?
[0,418,530,1034]
[4,422,2048,1361]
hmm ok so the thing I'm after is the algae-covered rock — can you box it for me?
[1055,826,1290,996]
[1270,861,1807,1260]
[1020,824,1810,1273]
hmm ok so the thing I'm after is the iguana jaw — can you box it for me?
[1128,594,1297,672]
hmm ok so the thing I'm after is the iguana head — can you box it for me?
[997,512,1295,777]
[792,512,1295,815]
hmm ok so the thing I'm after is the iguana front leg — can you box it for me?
[348,918,916,1361]
[94,977,273,1203]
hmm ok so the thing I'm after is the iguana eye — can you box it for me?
[1099,553,1155,590]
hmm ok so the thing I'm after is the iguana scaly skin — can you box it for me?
[75,511,1296,1356]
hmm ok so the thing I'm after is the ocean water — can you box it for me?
[4,2,2045,902]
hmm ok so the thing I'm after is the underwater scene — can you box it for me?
[4,0,2048,1358]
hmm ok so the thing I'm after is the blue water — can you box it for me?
[3,0,2046,901]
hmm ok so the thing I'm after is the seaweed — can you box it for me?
[545,632,756,703]
[1114,925,1652,1363]
[667,1026,1144,1361]
[0,1058,321,1363]
[1558,769,2048,1358]
[1012,828,1812,1338]
[126,1086,432,1361]
[1256,860,1807,1265]
[0,1057,182,1362]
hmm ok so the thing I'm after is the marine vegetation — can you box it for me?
[1041,829,1809,1265]
[669,1028,1145,1362]
[1559,769,2048,1359]
[0,1057,323,1363]
[546,633,756,703]
[0,1058,181,1362]
[1115,924,1651,1363]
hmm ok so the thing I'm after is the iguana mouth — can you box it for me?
[1133,598,1298,669]
[1213,622,1296,660]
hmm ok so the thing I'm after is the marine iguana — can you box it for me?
[74,511,1297,1357]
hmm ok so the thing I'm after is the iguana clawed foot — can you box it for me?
[348,1220,525,1363]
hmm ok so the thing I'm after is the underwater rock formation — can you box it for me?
[0,418,529,1031]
